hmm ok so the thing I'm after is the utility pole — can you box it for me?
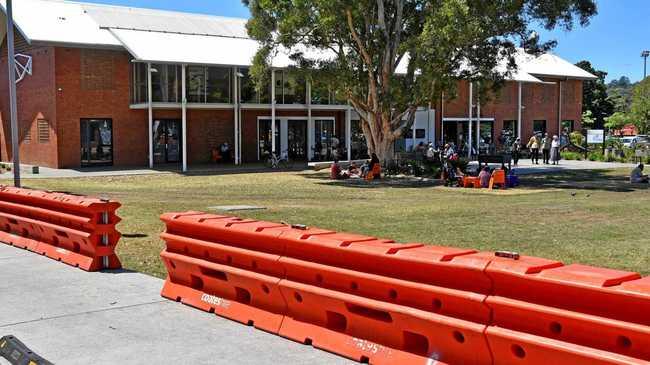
[642,50,650,79]
[6,0,21,187]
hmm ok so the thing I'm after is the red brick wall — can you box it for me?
[54,47,149,168]
[439,78,583,144]
[0,35,59,167]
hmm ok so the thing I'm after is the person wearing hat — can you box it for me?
[511,137,522,166]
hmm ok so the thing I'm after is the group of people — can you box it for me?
[330,153,381,180]
[510,133,560,166]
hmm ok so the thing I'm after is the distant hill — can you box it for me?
[607,76,637,113]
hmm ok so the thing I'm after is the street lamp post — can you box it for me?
[6,0,20,187]
[642,50,650,79]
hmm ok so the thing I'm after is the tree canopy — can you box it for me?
[244,0,597,160]
[575,60,614,129]
[630,77,650,134]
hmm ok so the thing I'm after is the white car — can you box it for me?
[621,136,635,148]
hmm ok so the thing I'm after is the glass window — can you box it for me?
[151,64,182,103]
[186,66,206,103]
[310,79,331,105]
[274,70,306,104]
[80,119,113,166]
[533,120,547,135]
[350,120,369,160]
[206,67,231,103]
[240,68,270,104]
[131,63,148,104]
[562,120,574,133]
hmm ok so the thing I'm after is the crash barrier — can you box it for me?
[0,185,121,271]
[160,211,650,364]
[0,335,53,365]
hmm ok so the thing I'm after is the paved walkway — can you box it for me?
[0,244,351,365]
[470,159,635,175]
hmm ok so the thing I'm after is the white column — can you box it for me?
[476,91,481,154]
[517,82,522,140]
[271,69,276,154]
[411,111,416,152]
[558,80,563,136]
[468,81,473,158]
[346,105,352,161]
[307,80,313,160]
[440,93,445,146]
[147,62,153,168]
[181,64,187,172]
[233,67,239,165]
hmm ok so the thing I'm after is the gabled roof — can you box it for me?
[0,0,597,80]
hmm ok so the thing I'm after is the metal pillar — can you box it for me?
[181,64,187,172]
[468,82,473,158]
[271,69,276,154]
[6,0,20,187]
[517,82,522,140]
[346,105,352,161]
[233,67,240,165]
[307,79,312,160]
[147,63,153,168]
[558,80,563,136]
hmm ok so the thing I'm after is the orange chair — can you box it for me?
[489,169,507,190]
[366,164,382,181]
[463,176,479,188]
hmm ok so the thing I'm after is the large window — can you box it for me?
[240,68,270,104]
[310,79,344,105]
[274,70,306,104]
[131,62,148,104]
[151,64,182,103]
[562,120,575,133]
[533,120,547,135]
[186,66,231,103]
[80,119,113,166]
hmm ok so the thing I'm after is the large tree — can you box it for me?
[245,0,597,161]
[575,60,614,129]
[630,77,650,134]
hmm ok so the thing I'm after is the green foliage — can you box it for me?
[630,77,650,135]
[607,76,636,113]
[604,112,631,131]
[245,0,597,159]
[575,60,614,128]
[570,131,584,146]
[581,110,595,128]
[561,151,583,160]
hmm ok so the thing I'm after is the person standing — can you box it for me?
[550,135,561,165]
[540,133,551,164]
[511,137,521,166]
[526,134,540,164]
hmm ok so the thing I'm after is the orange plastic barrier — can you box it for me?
[0,186,121,271]
[159,212,650,364]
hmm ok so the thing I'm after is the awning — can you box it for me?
[109,28,260,67]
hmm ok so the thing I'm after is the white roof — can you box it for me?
[0,0,596,80]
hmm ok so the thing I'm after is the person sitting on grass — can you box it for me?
[330,159,343,180]
[479,166,492,188]
[347,162,360,178]
[630,163,649,183]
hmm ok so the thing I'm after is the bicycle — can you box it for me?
[264,150,294,169]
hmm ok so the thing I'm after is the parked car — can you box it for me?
[621,136,636,148]
[631,135,650,149]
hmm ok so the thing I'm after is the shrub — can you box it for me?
[561,151,583,160]
[587,151,604,162]
[570,131,584,146]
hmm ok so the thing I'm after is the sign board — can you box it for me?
[587,129,605,144]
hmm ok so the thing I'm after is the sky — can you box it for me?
[81,0,650,83]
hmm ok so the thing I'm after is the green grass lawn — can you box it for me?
[5,168,649,277]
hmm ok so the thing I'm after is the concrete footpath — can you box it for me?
[0,244,351,365]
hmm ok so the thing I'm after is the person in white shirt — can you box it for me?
[550,135,560,165]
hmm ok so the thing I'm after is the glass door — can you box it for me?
[287,120,307,160]
[258,119,280,160]
[313,119,336,161]
[80,119,113,166]
[152,119,182,164]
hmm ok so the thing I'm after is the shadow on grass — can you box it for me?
[303,169,648,193]
[520,169,647,193]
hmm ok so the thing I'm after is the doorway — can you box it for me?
[80,119,113,166]
[152,119,182,164]
[287,120,307,160]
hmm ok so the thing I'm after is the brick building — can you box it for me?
[0,0,596,169]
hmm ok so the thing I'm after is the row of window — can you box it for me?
[501,119,575,138]
[131,63,344,105]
